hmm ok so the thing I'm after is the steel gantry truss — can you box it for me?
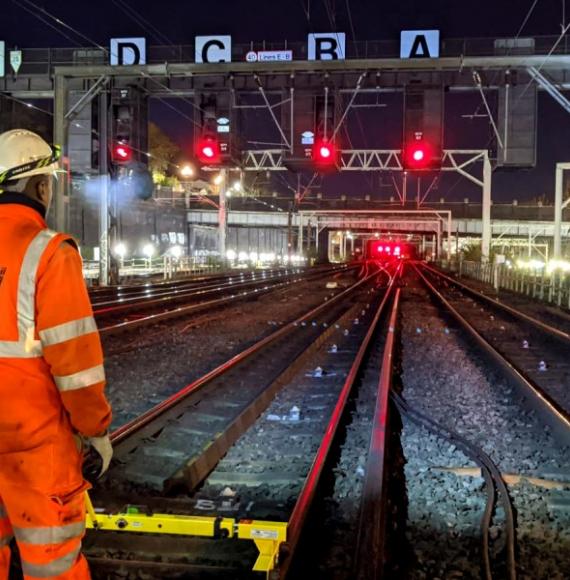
[298,209,452,262]
[244,149,492,260]
[47,51,561,278]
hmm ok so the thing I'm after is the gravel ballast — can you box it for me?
[400,275,570,579]
[102,270,358,428]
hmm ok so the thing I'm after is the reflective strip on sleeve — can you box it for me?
[54,364,105,392]
[21,544,81,578]
[0,228,57,359]
[39,316,98,347]
[14,521,85,546]
[17,229,57,342]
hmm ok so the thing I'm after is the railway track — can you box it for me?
[90,268,303,309]
[450,272,570,336]
[82,259,570,579]
[84,261,402,578]
[94,265,349,336]
[416,263,570,432]
[399,263,570,579]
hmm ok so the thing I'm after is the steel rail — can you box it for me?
[421,263,570,343]
[88,269,276,298]
[90,272,273,305]
[94,266,343,316]
[109,265,380,446]
[279,262,402,577]
[98,266,351,337]
[352,286,401,580]
[87,262,396,579]
[414,263,570,441]
[93,271,303,315]
[89,271,246,299]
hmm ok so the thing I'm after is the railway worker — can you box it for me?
[0,129,112,579]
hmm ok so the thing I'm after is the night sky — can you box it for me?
[2,0,570,202]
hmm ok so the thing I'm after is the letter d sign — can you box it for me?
[110,37,146,66]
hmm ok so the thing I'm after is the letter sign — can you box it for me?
[400,30,440,59]
[308,33,346,61]
[195,36,232,63]
[110,37,146,66]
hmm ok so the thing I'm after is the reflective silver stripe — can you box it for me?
[0,340,43,358]
[54,364,105,392]
[17,229,57,348]
[0,229,57,359]
[0,535,13,548]
[14,521,85,546]
[21,544,81,578]
[39,316,98,347]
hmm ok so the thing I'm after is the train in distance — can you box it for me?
[364,239,418,260]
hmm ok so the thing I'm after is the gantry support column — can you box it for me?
[447,212,452,262]
[218,169,228,262]
[53,73,68,232]
[554,162,570,260]
[98,90,109,287]
[482,152,492,262]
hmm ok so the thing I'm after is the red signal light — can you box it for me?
[112,142,132,163]
[196,137,221,164]
[319,145,332,158]
[313,139,336,166]
[202,145,215,158]
[404,139,434,170]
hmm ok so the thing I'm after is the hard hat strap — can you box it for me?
[0,144,61,186]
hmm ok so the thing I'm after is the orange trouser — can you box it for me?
[0,444,90,580]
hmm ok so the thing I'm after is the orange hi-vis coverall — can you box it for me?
[0,194,112,579]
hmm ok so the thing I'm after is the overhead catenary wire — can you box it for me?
[112,0,174,46]
[514,19,570,104]
[12,0,108,53]
[7,1,207,169]
[12,0,207,123]
[0,93,183,173]
[470,0,541,119]
[320,0,378,190]
[441,0,543,202]
[11,0,81,46]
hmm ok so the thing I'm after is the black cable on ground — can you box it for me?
[391,391,517,580]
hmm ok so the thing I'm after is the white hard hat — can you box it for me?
[0,129,60,185]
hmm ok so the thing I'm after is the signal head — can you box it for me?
[412,149,424,162]
[196,136,221,164]
[112,142,133,164]
[312,138,337,168]
[403,138,436,171]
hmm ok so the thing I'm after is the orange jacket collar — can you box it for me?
[0,197,47,228]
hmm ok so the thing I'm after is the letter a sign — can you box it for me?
[400,30,440,59]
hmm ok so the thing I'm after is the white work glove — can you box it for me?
[87,433,113,478]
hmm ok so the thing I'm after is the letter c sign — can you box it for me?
[195,36,232,63]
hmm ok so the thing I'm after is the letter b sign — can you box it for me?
[308,33,346,61]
